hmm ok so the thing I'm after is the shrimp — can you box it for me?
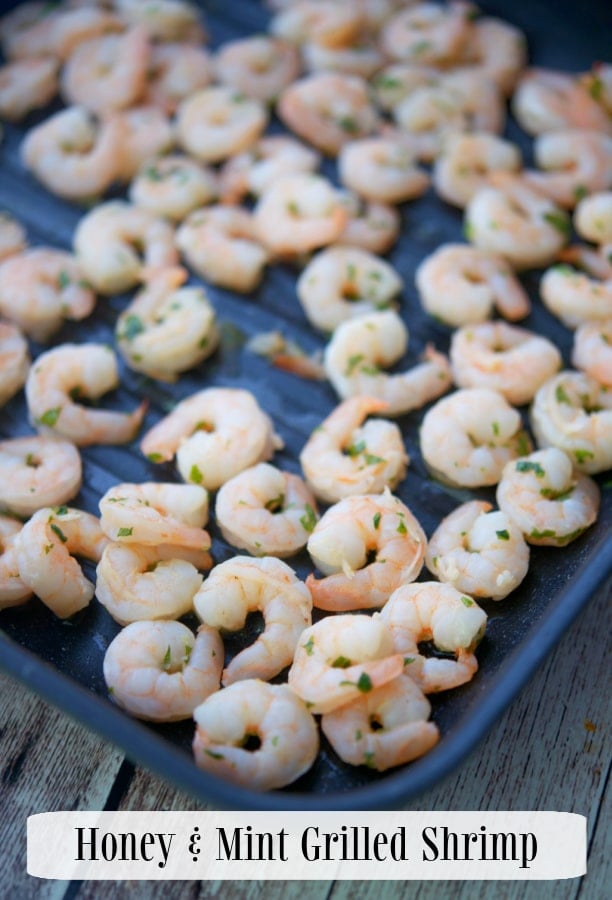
[115,267,219,382]
[115,0,206,43]
[540,261,612,329]
[0,248,96,343]
[129,155,218,222]
[270,0,363,49]
[44,6,125,62]
[306,489,426,611]
[425,500,529,600]
[25,343,146,446]
[323,310,452,417]
[301,35,384,79]
[523,131,612,209]
[496,447,600,547]
[420,388,531,488]
[380,2,472,66]
[580,62,612,117]
[288,613,403,714]
[21,106,126,202]
[530,371,612,475]
[376,582,487,693]
[214,35,300,104]
[338,136,430,204]
[0,436,81,518]
[60,26,150,115]
[14,505,107,618]
[0,517,33,610]
[277,72,379,156]
[99,482,210,550]
[449,321,562,405]
[218,136,320,205]
[0,57,58,121]
[458,16,527,96]
[321,674,439,771]
[140,387,283,491]
[96,544,204,625]
[215,464,318,558]
[0,322,29,408]
[112,106,176,182]
[296,246,402,333]
[193,556,312,685]
[574,191,612,245]
[145,41,213,114]
[336,191,401,255]
[176,206,269,293]
[0,1,57,59]
[176,86,268,164]
[464,172,570,270]
[0,212,26,262]
[512,68,612,136]
[572,319,612,386]
[103,621,222,721]
[371,62,441,111]
[73,201,178,295]
[192,680,319,791]
[432,132,522,209]
[299,396,408,503]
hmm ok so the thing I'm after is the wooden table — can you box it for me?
[1,582,609,900]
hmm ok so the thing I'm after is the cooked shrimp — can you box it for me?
[277,72,379,156]
[300,396,408,503]
[44,5,125,61]
[112,106,176,182]
[496,447,600,547]
[0,322,29,408]
[73,201,178,295]
[580,62,612,117]
[297,246,402,333]
[288,614,403,714]
[0,1,56,59]
[338,136,429,204]
[380,1,472,66]
[0,212,26,262]
[450,321,562,405]
[60,26,150,115]
[0,57,58,121]
[270,0,362,48]
[574,191,612,245]
[104,621,222,721]
[0,517,33,610]
[336,191,401,255]
[214,35,300,104]
[465,172,570,270]
[512,68,612,136]
[425,500,529,600]
[0,436,81,518]
[371,62,441,111]
[145,41,213,114]
[0,248,95,343]
[115,267,218,382]
[524,131,612,209]
[218,135,320,205]
[530,371,612,475]
[572,319,612,386]
[192,680,319,791]
[140,387,283,491]
[416,243,530,326]
[14,505,107,618]
[324,310,452,417]
[321,674,439,771]
[25,343,146,446]
[540,260,612,329]
[129,155,218,222]
[215,464,318,558]
[96,543,204,625]
[176,206,269,293]
[301,35,384,79]
[377,581,486,693]
[306,489,426,611]
[432,132,522,208]
[21,106,126,202]
[177,86,268,164]
[458,16,527,96]
[193,556,312,685]
[420,388,531,488]
[116,0,206,42]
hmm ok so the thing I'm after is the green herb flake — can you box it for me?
[189,464,204,484]
[183,644,193,665]
[364,453,386,465]
[53,505,68,516]
[38,407,61,427]
[374,75,401,91]
[147,452,163,463]
[411,40,432,56]
[588,75,603,101]
[331,655,352,669]
[530,528,556,539]
[271,735,279,747]
[57,270,71,290]
[119,314,145,342]
[49,523,67,543]
[142,165,163,181]
[303,636,315,656]
[357,672,373,693]
[44,543,54,555]
[338,115,359,134]
[346,439,366,457]
[515,461,545,477]
[300,504,317,533]
[540,486,574,501]
[373,512,381,530]
[574,449,594,464]
[264,493,285,513]
[463,220,475,242]
[204,749,225,760]
[117,527,133,537]
[355,729,363,740]
[287,200,300,216]
[397,518,407,535]
[25,453,38,467]
[363,751,376,768]
[492,421,500,437]
[496,529,510,541]
[162,646,172,669]
[345,353,365,375]
[461,596,474,607]
[555,384,571,404]
[543,210,571,237]
[573,184,588,202]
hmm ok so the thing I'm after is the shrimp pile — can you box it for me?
[1,0,610,797]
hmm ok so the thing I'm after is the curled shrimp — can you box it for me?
[380,1,472,66]
[103,621,223,721]
[540,256,612,329]
[145,41,213,114]
[0,517,33,610]
[0,436,81,518]
[496,447,600,547]
[458,16,527,96]
[524,131,612,209]
[297,246,402,333]
[215,464,318,558]
[0,2,59,59]
[321,675,439,771]
[214,35,300,104]
[0,211,26,263]
[572,319,612,387]
[574,191,612,246]
[112,105,176,182]
[0,57,58,121]
[218,135,320,205]
[530,371,612,475]
[306,489,426,611]
[324,310,452,417]
[415,243,530,326]
[116,0,206,43]
[25,343,146,446]
[288,613,404,714]
[420,388,531,488]
[270,0,363,48]
[512,68,612,136]
[140,387,283,491]
[0,321,29,408]
[377,582,487,693]
[194,556,312,685]
[425,500,530,600]
[338,136,430,204]
[301,34,384,79]
[432,132,522,209]
[14,505,107,618]
[299,396,408,504]
[129,155,218,221]
[177,86,268,164]
[192,680,319,791]
[336,191,401,255]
